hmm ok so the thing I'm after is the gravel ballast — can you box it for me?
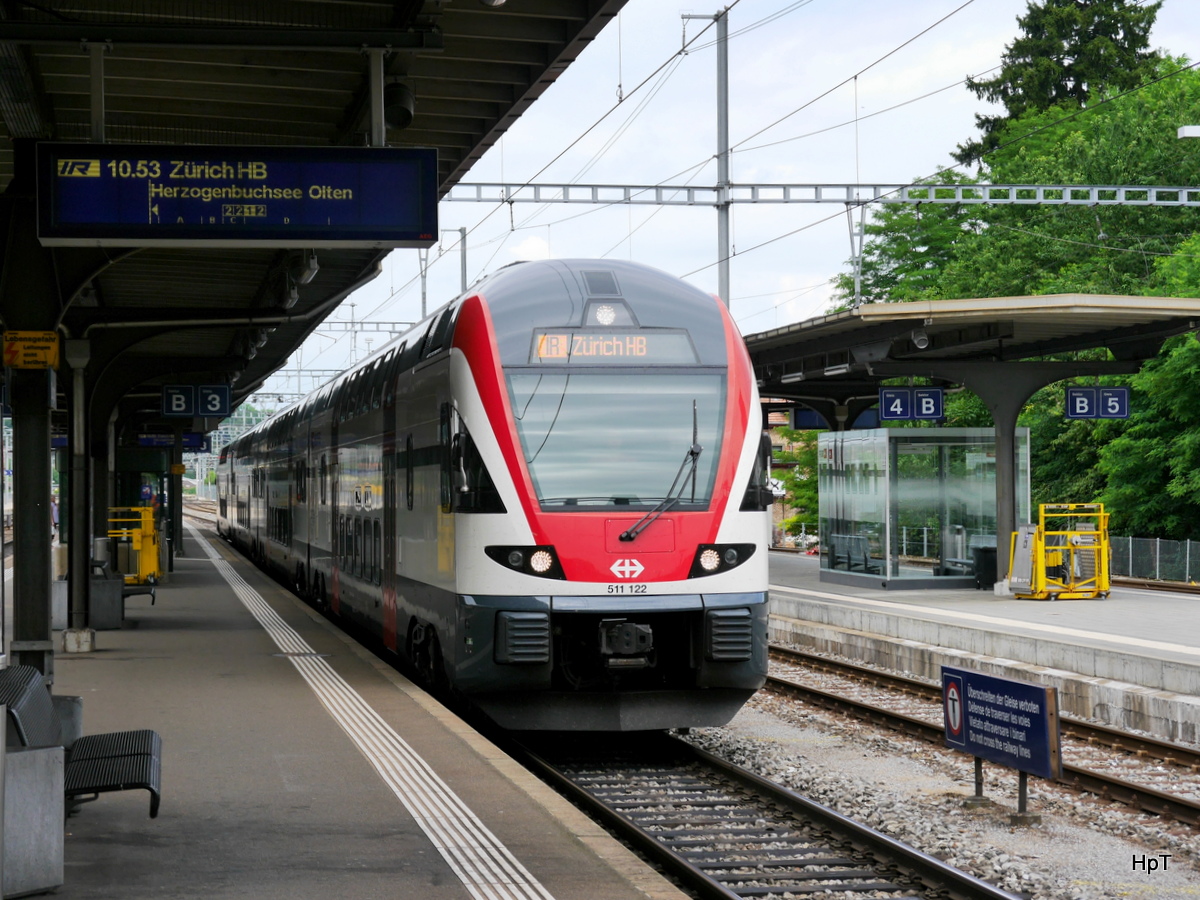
[682,691,1200,899]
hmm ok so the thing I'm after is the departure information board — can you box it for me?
[36,143,438,248]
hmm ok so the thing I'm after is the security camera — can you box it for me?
[911,329,930,350]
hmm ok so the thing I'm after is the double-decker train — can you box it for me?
[216,259,771,730]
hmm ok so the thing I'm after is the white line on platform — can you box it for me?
[769,583,1200,660]
[189,524,556,900]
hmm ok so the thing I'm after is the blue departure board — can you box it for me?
[36,143,438,248]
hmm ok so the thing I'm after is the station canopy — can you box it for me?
[747,293,1200,426]
[0,0,626,436]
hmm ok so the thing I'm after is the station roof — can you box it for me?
[747,293,1200,408]
[0,0,625,436]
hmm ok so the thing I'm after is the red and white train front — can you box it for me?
[448,260,770,730]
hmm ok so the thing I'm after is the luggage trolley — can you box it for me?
[1009,503,1111,600]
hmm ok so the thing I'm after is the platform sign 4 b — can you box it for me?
[942,666,1062,780]
[879,387,943,421]
[1065,386,1130,419]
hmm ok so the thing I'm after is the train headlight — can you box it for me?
[486,545,566,580]
[688,543,756,578]
[529,550,554,574]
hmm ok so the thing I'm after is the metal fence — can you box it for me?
[1110,536,1200,583]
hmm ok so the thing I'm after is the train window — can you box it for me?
[405,434,414,511]
[385,344,404,404]
[508,372,725,510]
[454,425,506,514]
[372,354,391,409]
[740,432,775,512]
[319,455,328,505]
[423,305,458,359]
[369,520,379,585]
[360,516,369,579]
[399,321,430,369]
[295,459,306,503]
[354,518,363,578]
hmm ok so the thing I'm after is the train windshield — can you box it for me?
[506,371,725,510]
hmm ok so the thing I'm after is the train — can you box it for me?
[216,259,771,730]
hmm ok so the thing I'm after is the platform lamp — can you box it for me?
[384,82,415,131]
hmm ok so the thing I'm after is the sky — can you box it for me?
[264,0,1200,399]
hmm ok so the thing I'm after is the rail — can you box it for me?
[767,645,1200,827]
[514,731,1020,900]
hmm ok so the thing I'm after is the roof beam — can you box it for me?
[0,24,443,51]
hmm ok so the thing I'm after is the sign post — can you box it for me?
[942,665,1061,824]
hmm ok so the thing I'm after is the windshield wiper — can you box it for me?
[620,402,702,542]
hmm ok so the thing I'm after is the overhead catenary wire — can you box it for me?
[347,0,971,339]
[684,58,1200,284]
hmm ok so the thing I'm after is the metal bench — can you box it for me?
[0,665,162,818]
[122,582,157,604]
[827,533,880,574]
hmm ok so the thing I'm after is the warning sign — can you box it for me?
[3,331,60,369]
[941,665,1061,780]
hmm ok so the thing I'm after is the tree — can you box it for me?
[939,60,1200,300]
[1094,235,1200,537]
[773,427,820,538]
[831,175,984,307]
[954,0,1163,165]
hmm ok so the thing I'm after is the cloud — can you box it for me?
[508,235,552,261]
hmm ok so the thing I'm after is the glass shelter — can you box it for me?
[818,428,1029,589]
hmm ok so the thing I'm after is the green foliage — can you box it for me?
[774,428,820,532]
[938,60,1200,300]
[1097,335,1200,537]
[829,42,1200,536]
[955,0,1163,165]
[831,174,984,307]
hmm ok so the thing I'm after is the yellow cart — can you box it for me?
[1009,503,1110,600]
[108,506,163,586]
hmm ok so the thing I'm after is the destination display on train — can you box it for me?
[531,330,698,364]
[36,143,438,248]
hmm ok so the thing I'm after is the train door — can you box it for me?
[330,402,341,615]
[381,355,399,651]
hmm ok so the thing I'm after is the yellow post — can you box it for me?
[108,506,163,585]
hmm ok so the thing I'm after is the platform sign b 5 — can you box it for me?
[1065,386,1130,419]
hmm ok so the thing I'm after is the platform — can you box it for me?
[767,550,1200,745]
[34,524,685,900]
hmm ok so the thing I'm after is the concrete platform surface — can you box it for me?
[45,525,685,900]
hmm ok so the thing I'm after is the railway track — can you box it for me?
[516,732,1021,900]
[768,645,1200,827]
[1112,575,1200,594]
